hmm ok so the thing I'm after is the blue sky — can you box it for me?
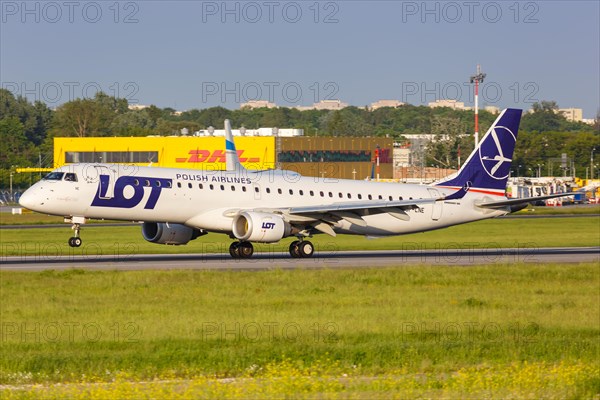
[1,1,598,117]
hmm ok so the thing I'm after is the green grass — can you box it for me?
[1,216,599,257]
[0,263,598,398]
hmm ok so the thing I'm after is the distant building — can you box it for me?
[296,100,349,111]
[240,100,277,109]
[558,108,583,122]
[194,127,303,137]
[484,106,500,114]
[370,100,405,110]
[428,99,471,110]
[128,104,149,111]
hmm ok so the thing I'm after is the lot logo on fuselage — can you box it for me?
[91,175,172,209]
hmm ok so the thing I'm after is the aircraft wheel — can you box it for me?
[289,240,301,258]
[68,237,82,248]
[299,241,314,258]
[229,242,241,258]
[239,242,254,258]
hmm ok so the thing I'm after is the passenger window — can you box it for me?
[320,191,324,197]
[399,196,403,200]
[177,182,182,188]
[299,190,304,196]
[338,193,343,198]
[146,180,151,187]
[133,179,140,186]
[254,187,259,193]
[289,189,293,195]
[220,185,225,190]
[210,184,214,190]
[188,183,192,189]
[389,196,393,201]
[231,186,235,191]
[242,186,247,192]
[347,193,352,199]
[155,181,161,187]
[199,183,203,189]
[328,192,333,198]
[278,189,282,194]
[378,195,383,200]
[358,194,362,200]
[266,188,271,194]
[368,194,372,200]
[310,190,314,196]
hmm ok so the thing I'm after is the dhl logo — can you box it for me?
[176,150,260,164]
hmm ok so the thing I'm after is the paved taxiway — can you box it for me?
[1,247,598,271]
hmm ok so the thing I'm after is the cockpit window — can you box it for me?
[44,172,64,181]
[64,173,78,182]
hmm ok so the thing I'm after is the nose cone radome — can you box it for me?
[18,188,37,211]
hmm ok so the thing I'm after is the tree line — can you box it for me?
[0,89,598,188]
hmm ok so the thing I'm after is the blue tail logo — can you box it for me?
[436,108,522,192]
[479,126,516,180]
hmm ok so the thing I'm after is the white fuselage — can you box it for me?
[20,163,508,237]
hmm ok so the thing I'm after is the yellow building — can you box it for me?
[53,136,276,170]
[52,136,393,179]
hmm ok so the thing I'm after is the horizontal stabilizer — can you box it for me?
[475,193,575,209]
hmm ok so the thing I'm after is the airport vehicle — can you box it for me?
[19,109,571,258]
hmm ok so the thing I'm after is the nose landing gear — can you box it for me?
[68,222,82,247]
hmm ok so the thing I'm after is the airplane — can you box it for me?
[18,108,572,259]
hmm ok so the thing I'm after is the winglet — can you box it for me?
[225,119,244,171]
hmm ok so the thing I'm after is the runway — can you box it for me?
[1,247,598,271]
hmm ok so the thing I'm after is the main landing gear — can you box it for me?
[289,240,314,258]
[229,241,254,259]
[68,223,82,248]
[228,240,315,259]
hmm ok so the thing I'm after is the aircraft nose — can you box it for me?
[18,188,37,210]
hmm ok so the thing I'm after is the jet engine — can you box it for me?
[142,222,204,245]
[232,212,292,243]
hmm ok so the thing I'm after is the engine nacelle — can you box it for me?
[142,222,204,245]
[232,212,292,243]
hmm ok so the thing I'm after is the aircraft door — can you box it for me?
[427,188,442,221]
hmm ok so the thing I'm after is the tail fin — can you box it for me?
[224,119,245,171]
[435,108,522,195]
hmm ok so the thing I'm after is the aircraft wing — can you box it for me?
[231,189,468,237]
[475,192,575,210]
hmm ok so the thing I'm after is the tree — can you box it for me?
[425,115,472,168]
[0,117,35,169]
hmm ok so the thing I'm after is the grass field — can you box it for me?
[1,216,599,258]
[1,263,599,398]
